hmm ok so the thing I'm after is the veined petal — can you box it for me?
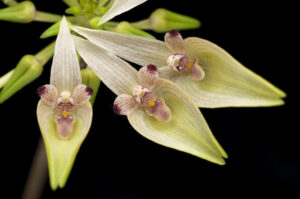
[72,26,172,67]
[98,0,147,25]
[178,37,286,108]
[50,16,81,93]
[73,36,138,95]
[37,101,92,190]
[128,78,227,165]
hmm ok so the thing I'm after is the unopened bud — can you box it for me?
[89,17,104,30]
[0,55,42,103]
[0,1,36,23]
[113,21,155,39]
[149,8,201,33]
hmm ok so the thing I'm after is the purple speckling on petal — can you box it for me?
[169,29,180,37]
[85,86,93,96]
[146,64,158,73]
[37,85,46,97]
[113,103,121,115]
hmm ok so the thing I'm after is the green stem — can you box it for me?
[1,0,17,6]
[21,138,48,199]
[131,19,151,29]
[34,11,62,23]
[0,69,14,88]
[35,42,55,66]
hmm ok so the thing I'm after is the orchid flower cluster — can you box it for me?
[0,0,286,190]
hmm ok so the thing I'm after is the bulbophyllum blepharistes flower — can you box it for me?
[36,17,93,190]
[73,35,227,165]
[71,26,286,108]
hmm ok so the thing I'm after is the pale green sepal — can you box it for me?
[81,67,101,105]
[37,101,93,190]
[0,69,13,89]
[0,55,42,103]
[180,37,286,108]
[2,0,18,6]
[108,21,155,39]
[147,8,201,33]
[128,78,227,165]
[0,1,35,23]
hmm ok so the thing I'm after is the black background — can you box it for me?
[0,0,298,198]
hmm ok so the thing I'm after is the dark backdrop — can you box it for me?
[0,0,298,198]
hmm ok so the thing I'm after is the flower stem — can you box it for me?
[35,42,55,66]
[131,19,151,30]
[21,137,48,199]
[0,69,14,89]
[34,11,62,23]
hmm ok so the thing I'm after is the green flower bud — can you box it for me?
[0,55,42,103]
[0,69,14,89]
[96,6,109,16]
[62,0,79,7]
[133,8,201,33]
[80,66,101,105]
[65,5,82,16]
[89,17,104,30]
[40,20,61,39]
[0,1,36,23]
[110,21,155,39]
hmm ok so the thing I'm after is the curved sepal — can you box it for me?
[180,37,286,107]
[37,101,92,190]
[128,78,227,165]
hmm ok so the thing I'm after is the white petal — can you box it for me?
[99,0,147,25]
[50,17,81,92]
[72,26,172,67]
[73,36,138,95]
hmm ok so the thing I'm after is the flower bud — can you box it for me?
[40,20,61,39]
[65,5,82,16]
[0,55,42,103]
[80,67,101,105]
[0,69,14,89]
[113,21,155,39]
[149,8,201,33]
[0,1,36,23]
[89,17,104,30]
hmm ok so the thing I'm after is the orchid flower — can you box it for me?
[71,27,286,108]
[73,35,227,165]
[36,17,93,190]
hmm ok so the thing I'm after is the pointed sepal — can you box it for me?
[37,101,93,190]
[128,78,227,165]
